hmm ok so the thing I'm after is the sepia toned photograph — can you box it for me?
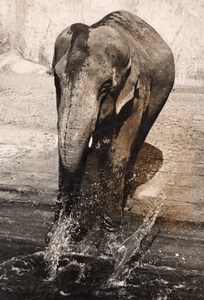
[0,1,203,299]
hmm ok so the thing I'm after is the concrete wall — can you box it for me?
[0,0,204,86]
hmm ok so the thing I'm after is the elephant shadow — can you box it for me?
[81,142,163,202]
[125,142,163,200]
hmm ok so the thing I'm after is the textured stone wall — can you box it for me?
[0,0,203,85]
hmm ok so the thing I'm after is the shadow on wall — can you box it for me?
[126,142,163,200]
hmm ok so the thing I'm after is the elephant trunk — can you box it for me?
[58,85,98,174]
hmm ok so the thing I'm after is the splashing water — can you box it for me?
[44,211,104,280]
[44,194,164,283]
[109,195,164,282]
[44,213,75,279]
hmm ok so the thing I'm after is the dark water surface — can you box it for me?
[0,201,204,300]
[0,250,204,300]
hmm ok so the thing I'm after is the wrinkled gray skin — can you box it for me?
[50,11,175,241]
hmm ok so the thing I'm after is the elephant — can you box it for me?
[48,10,175,242]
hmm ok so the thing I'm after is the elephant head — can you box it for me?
[53,23,140,177]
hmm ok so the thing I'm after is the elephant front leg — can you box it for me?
[45,159,76,243]
[55,158,78,221]
[99,162,125,230]
[94,131,128,230]
[97,102,144,230]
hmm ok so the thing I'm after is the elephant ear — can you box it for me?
[114,57,140,115]
[52,27,73,69]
